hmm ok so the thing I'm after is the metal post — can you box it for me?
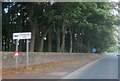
[16,39,19,69]
[26,39,29,67]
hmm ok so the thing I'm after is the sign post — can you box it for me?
[13,32,31,68]
[15,39,19,69]
[14,50,20,69]
[26,39,30,67]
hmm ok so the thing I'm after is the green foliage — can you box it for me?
[2,2,118,53]
[79,44,88,53]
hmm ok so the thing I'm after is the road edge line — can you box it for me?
[61,56,105,79]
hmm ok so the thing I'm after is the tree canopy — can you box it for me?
[2,2,119,53]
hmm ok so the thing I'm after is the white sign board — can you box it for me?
[13,32,31,40]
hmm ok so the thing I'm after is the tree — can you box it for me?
[2,2,118,53]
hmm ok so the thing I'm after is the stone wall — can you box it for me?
[2,52,98,68]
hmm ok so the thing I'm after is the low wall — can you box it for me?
[2,52,99,68]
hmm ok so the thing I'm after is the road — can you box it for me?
[62,54,118,79]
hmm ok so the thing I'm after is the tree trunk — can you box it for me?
[54,26,61,52]
[29,17,37,52]
[69,27,73,53]
[39,37,44,52]
[0,3,1,51]
[30,24,36,52]
[34,25,40,52]
[6,38,9,51]
[60,20,65,52]
[72,29,76,53]
[76,30,80,52]
[87,37,91,53]
[5,38,7,51]
[38,26,51,52]
[48,29,52,52]
[57,32,60,52]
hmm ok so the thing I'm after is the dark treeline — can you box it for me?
[2,2,119,53]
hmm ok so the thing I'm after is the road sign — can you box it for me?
[92,48,96,53]
[13,51,20,56]
[13,32,31,68]
[13,32,31,40]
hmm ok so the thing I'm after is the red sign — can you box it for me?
[13,51,20,56]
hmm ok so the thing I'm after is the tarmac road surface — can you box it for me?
[62,54,118,79]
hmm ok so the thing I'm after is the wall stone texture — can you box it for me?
[2,52,100,68]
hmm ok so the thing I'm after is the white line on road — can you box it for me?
[61,56,105,79]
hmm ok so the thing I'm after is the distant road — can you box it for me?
[62,54,118,79]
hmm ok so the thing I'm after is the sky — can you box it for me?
[110,0,119,2]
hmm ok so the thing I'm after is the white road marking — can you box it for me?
[61,57,105,79]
